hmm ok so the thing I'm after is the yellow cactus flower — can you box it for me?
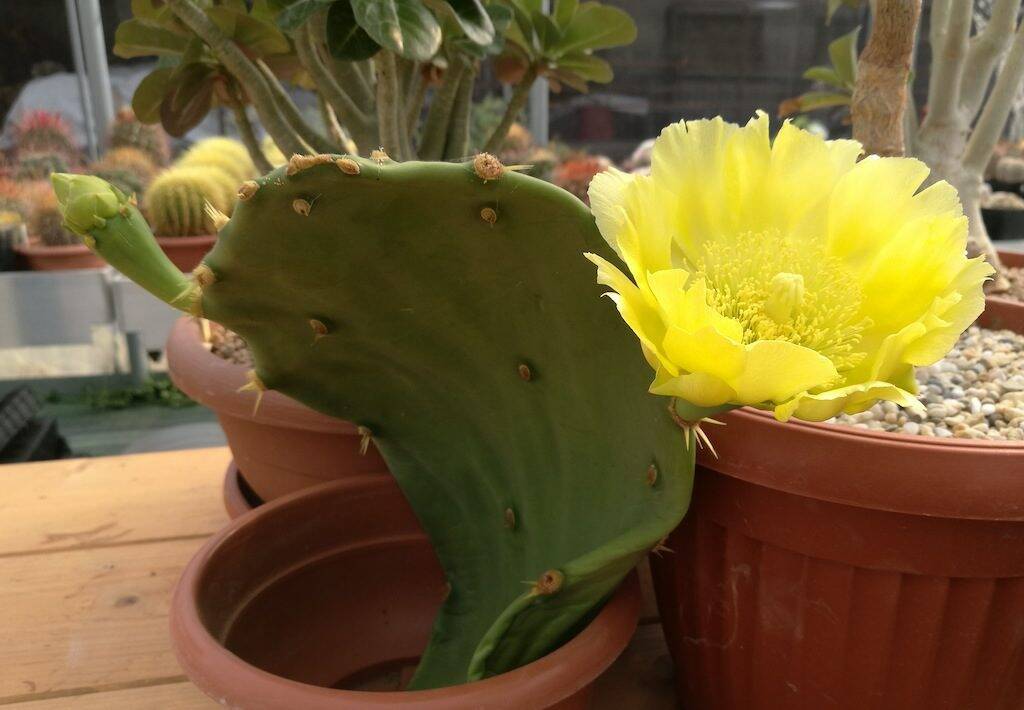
[586,112,993,422]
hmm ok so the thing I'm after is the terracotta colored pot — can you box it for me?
[171,475,639,709]
[166,317,388,510]
[156,234,215,272]
[985,249,1024,333]
[651,300,1024,709]
[14,241,104,270]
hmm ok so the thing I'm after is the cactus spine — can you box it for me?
[11,110,78,158]
[52,160,694,689]
[14,151,71,181]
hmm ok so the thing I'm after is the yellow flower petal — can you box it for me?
[663,326,746,383]
[775,381,923,422]
[730,340,838,406]
[650,368,736,408]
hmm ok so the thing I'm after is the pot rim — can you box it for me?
[14,241,95,255]
[166,317,357,434]
[155,234,217,247]
[171,475,640,708]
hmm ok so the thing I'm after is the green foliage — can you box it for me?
[780,26,860,118]
[14,152,71,182]
[79,378,195,410]
[57,163,693,689]
[499,0,636,91]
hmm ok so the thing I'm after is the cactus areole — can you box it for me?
[50,160,694,689]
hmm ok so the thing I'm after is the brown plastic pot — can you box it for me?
[156,234,216,272]
[14,241,104,270]
[651,300,1024,709]
[171,475,640,709]
[984,250,1024,333]
[166,317,388,511]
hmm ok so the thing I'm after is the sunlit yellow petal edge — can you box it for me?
[587,111,993,422]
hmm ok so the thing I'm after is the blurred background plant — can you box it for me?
[112,0,637,168]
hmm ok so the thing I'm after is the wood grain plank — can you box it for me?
[0,539,206,701]
[0,448,230,556]
[2,681,214,708]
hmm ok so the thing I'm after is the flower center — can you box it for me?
[690,231,870,376]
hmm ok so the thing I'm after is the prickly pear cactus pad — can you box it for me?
[52,159,694,689]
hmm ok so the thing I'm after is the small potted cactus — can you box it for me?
[0,210,27,271]
[108,106,170,166]
[13,152,71,182]
[10,110,80,160]
[141,137,254,271]
[981,188,1024,240]
[15,181,103,270]
[988,154,1024,194]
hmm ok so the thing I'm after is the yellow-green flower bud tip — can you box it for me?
[50,173,126,236]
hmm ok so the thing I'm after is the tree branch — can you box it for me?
[961,0,1024,120]
[319,94,357,154]
[444,65,476,160]
[231,103,273,173]
[851,0,921,156]
[418,59,469,160]
[294,17,372,145]
[374,51,404,159]
[254,59,334,153]
[922,0,972,128]
[483,66,538,154]
[166,0,308,157]
[963,20,1024,174]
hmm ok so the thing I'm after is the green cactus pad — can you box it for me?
[55,159,694,689]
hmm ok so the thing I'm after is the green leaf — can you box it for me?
[554,0,578,28]
[829,26,860,87]
[532,10,562,50]
[796,90,852,112]
[556,51,612,83]
[131,67,175,123]
[803,65,845,89]
[555,1,636,56]
[350,0,442,61]
[159,63,216,137]
[326,1,381,60]
[276,0,333,31]
[114,19,190,58]
[423,0,494,45]
[219,8,292,55]
[507,0,543,14]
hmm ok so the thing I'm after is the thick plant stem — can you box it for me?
[294,20,372,147]
[406,68,428,135]
[166,0,307,157]
[922,0,972,131]
[483,67,538,154]
[443,66,475,160]
[851,0,921,156]
[419,59,469,161]
[961,0,1024,120]
[231,104,273,173]
[375,51,403,159]
[254,59,333,154]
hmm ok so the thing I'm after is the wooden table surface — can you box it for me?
[0,447,677,709]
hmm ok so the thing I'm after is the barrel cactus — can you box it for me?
[31,188,79,246]
[14,152,70,181]
[11,110,78,158]
[51,158,693,689]
[177,137,256,184]
[109,106,171,165]
[94,147,158,186]
[143,166,237,237]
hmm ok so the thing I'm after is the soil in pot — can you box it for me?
[172,476,640,709]
[166,318,389,510]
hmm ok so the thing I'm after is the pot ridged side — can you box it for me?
[653,469,1024,710]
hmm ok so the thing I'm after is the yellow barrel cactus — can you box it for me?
[587,112,992,423]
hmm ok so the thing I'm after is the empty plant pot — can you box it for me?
[166,317,388,511]
[170,476,640,709]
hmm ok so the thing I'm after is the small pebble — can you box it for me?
[833,326,1024,441]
